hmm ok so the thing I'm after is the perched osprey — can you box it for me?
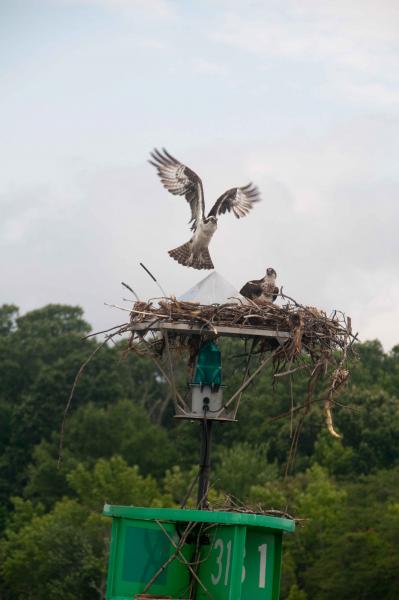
[149,148,261,270]
[240,267,279,303]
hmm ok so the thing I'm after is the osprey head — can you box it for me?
[266,267,277,278]
[206,215,217,224]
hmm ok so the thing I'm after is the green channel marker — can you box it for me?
[103,505,294,600]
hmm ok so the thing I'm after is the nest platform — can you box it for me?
[127,297,352,355]
[98,294,356,441]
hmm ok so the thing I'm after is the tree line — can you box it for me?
[0,303,398,599]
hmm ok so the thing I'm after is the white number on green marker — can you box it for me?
[211,539,268,589]
[241,546,246,583]
[258,543,267,589]
[211,538,224,585]
[224,540,231,585]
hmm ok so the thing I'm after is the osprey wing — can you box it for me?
[149,148,204,230]
[240,279,263,299]
[208,183,260,219]
[272,286,279,302]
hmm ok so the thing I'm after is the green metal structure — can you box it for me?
[193,341,222,388]
[103,505,295,600]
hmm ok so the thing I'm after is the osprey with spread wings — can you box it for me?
[149,148,261,270]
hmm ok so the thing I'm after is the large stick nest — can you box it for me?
[123,294,357,441]
[58,294,357,473]
[128,295,354,358]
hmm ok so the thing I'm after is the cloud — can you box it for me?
[212,0,399,108]
[192,58,227,76]
[1,186,55,244]
[326,78,399,109]
[56,0,176,19]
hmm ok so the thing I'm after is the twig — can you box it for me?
[223,353,274,410]
[58,337,110,467]
[104,302,131,312]
[82,323,128,339]
[155,520,216,600]
[140,262,168,297]
[139,335,188,412]
[140,520,197,594]
[121,281,140,301]
[233,338,255,418]
[163,330,181,413]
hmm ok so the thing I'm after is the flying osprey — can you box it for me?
[240,267,279,303]
[149,148,261,270]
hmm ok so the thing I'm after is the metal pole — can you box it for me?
[197,417,213,509]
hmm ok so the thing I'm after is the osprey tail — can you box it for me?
[168,241,214,270]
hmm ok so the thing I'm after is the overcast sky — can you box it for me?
[1,0,398,349]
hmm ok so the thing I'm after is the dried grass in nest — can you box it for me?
[210,494,297,523]
[128,295,354,360]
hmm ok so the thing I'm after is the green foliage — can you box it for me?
[0,304,121,504]
[68,455,163,510]
[296,464,347,535]
[214,442,277,499]
[0,498,108,600]
[305,523,399,599]
[0,457,171,599]
[1,303,399,598]
[23,399,178,510]
[24,440,75,509]
[162,465,198,507]
[287,584,308,600]
[335,389,399,474]
[0,304,18,336]
[64,399,177,476]
[311,431,355,476]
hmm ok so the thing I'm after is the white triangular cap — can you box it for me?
[179,271,244,305]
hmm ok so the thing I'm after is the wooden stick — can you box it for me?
[223,353,274,410]
[141,338,187,412]
[233,338,255,418]
[155,521,216,600]
[163,330,186,413]
[140,520,197,594]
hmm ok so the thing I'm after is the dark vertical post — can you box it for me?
[197,418,213,509]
